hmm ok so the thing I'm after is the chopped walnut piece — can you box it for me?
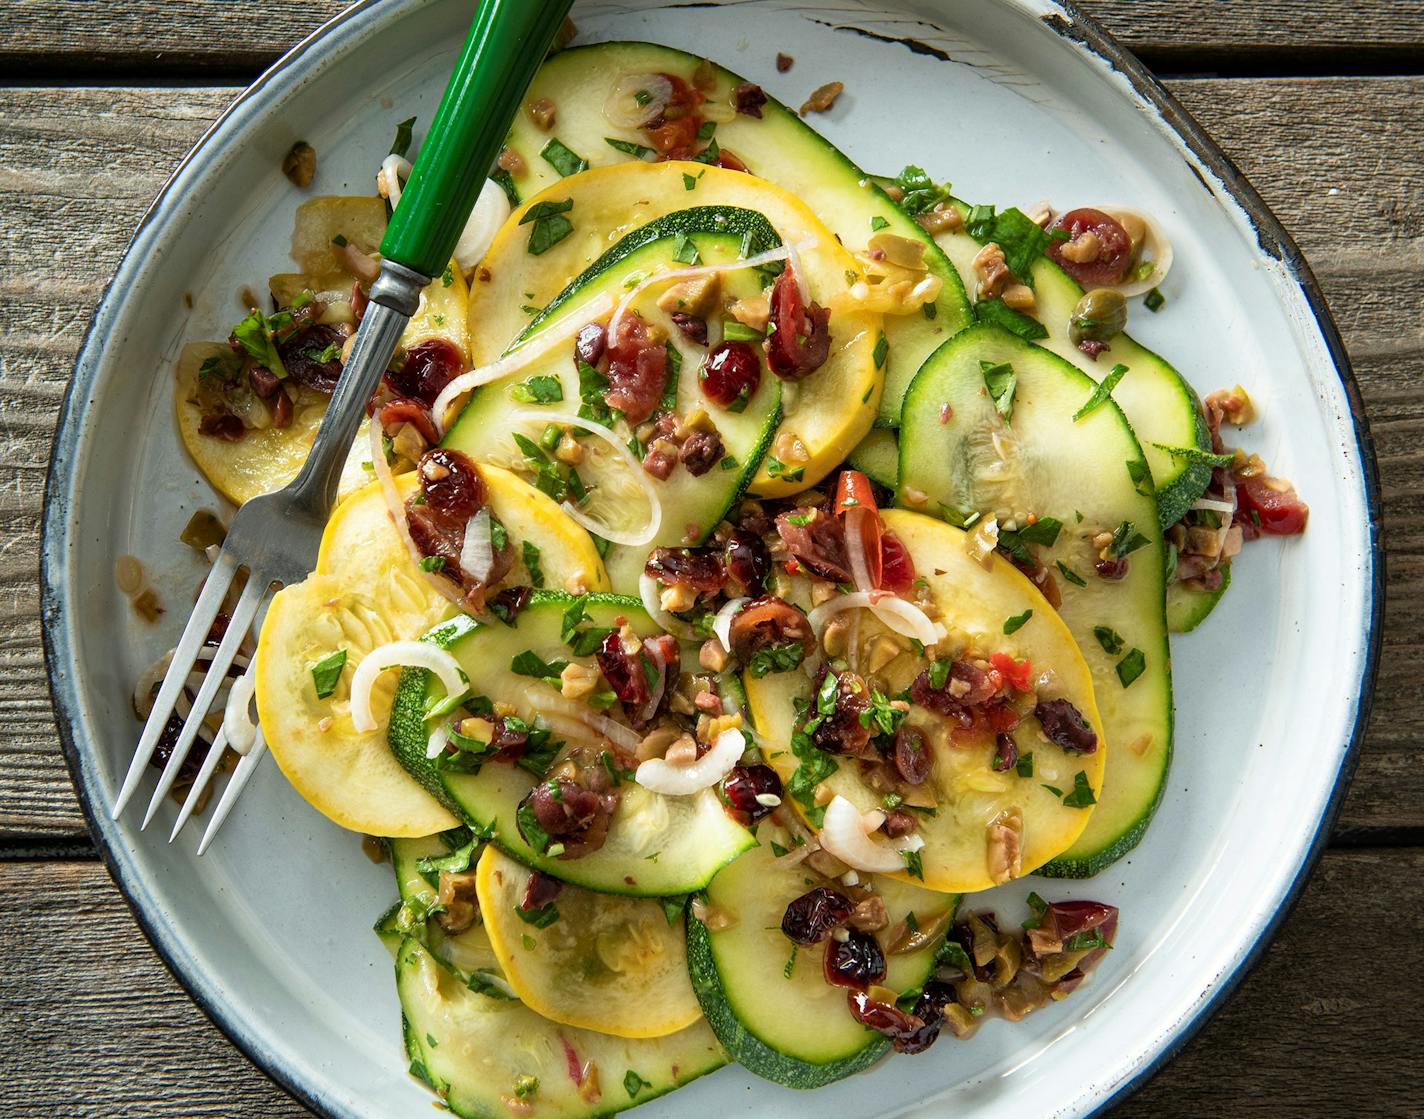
[1058,229,1102,264]
[799,81,844,116]
[436,869,480,934]
[848,895,889,932]
[699,639,729,672]
[496,146,525,175]
[986,808,1023,885]
[526,97,557,131]
[559,661,600,700]
[1205,384,1256,426]
[915,202,963,235]
[1001,282,1036,312]
[281,141,316,188]
[973,242,1011,300]
[657,273,721,317]
[771,431,810,465]
[728,292,770,331]
[776,52,794,72]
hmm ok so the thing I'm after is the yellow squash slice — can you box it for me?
[466,161,882,496]
[746,509,1107,892]
[475,846,700,1038]
[257,466,609,836]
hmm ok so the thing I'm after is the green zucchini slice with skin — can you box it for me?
[384,834,511,990]
[387,593,756,896]
[396,936,726,1119]
[686,823,956,1089]
[846,427,901,490]
[898,323,1173,878]
[505,40,973,418]
[927,199,1212,528]
[1166,562,1231,633]
[446,207,782,593]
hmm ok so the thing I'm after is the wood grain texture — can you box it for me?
[1,848,1418,1118]
[1,77,1418,839]
[0,0,1421,77]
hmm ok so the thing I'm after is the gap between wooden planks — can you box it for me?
[0,0,1421,76]
[1,849,1420,1118]
[1,78,1419,839]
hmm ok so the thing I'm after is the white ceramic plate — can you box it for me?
[42,2,1381,1116]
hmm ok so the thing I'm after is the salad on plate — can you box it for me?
[139,34,1310,1116]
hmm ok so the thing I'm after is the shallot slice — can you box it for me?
[636,727,745,796]
[818,795,925,874]
[349,641,466,734]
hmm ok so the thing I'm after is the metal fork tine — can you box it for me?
[196,729,268,857]
[168,725,229,843]
[138,574,267,830]
[112,551,239,819]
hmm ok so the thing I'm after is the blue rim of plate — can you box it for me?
[39,1,1383,1116]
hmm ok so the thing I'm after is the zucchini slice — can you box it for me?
[745,509,1106,893]
[396,936,726,1119]
[475,845,700,1038]
[387,834,511,991]
[461,162,881,504]
[386,594,756,895]
[846,427,900,490]
[505,41,972,427]
[898,323,1172,877]
[928,206,1211,527]
[686,823,955,1089]
[449,199,790,591]
[1166,563,1231,633]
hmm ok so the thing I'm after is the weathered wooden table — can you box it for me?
[2,1,1420,1115]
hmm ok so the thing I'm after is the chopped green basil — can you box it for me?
[1003,609,1033,635]
[1116,648,1146,688]
[1073,363,1129,421]
[539,137,588,177]
[974,297,1048,340]
[980,359,1017,422]
[509,375,564,404]
[1093,625,1126,656]
[309,649,347,699]
[605,136,657,159]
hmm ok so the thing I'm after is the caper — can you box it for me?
[1068,287,1127,345]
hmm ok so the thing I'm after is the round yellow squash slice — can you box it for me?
[475,845,701,1038]
[257,467,610,836]
[745,509,1107,893]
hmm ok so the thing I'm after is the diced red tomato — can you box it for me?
[990,652,1034,693]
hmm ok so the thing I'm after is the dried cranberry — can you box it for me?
[378,398,439,446]
[387,338,463,405]
[669,311,708,345]
[879,533,916,592]
[1095,555,1128,580]
[911,660,999,724]
[766,267,832,381]
[605,313,668,424]
[270,389,294,429]
[700,341,762,409]
[521,871,563,911]
[595,631,679,727]
[811,673,874,757]
[723,530,771,595]
[574,322,607,367]
[645,547,724,594]
[247,364,281,399]
[881,809,916,839]
[721,764,782,826]
[823,928,886,990]
[775,504,850,583]
[1078,338,1111,361]
[780,886,853,946]
[487,585,532,624]
[679,429,724,476]
[897,981,956,1054]
[991,732,1019,772]
[733,82,768,118]
[1035,698,1097,754]
[892,724,932,784]
[198,412,244,442]
[278,323,347,393]
[847,990,925,1048]
[1046,208,1134,287]
[488,716,531,762]
[418,448,485,522]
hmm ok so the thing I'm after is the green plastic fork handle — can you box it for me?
[379,0,572,279]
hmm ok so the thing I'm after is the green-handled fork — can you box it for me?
[112,0,574,852]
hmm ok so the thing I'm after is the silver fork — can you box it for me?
[111,263,428,853]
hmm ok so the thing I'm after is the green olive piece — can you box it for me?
[1068,287,1128,345]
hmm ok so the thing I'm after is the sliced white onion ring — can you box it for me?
[350,641,467,734]
[807,591,943,650]
[379,154,412,211]
[604,73,674,129]
[508,408,663,547]
[844,508,875,594]
[712,596,749,653]
[783,237,810,306]
[538,695,644,753]
[1104,206,1173,297]
[426,720,453,760]
[636,727,745,797]
[639,571,698,639]
[460,507,494,584]
[453,179,512,271]
[635,640,670,728]
[430,292,615,435]
[818,795,925,874]
[222,658,260,756]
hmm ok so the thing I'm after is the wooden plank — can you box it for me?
[1,848,1418,1116]
[0,0,1420,77]
[0,77,1419,838]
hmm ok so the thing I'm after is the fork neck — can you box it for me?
[284,260,429,519]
